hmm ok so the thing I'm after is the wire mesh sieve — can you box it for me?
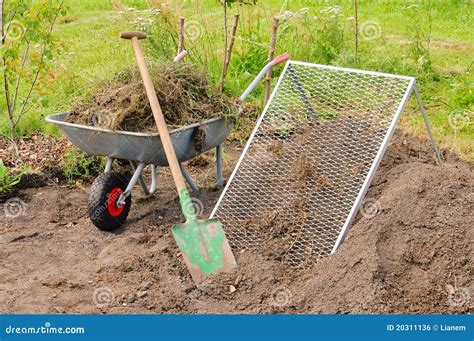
[212,61,417,267]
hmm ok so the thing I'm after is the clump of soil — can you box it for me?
[65,61,237,132]
[268,140,285,157]
[293,159,473,314]
[239,200,309,263]
[288,154,313,180]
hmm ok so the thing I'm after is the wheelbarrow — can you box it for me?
[45,52,289,231]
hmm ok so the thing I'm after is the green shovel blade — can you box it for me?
[172,218,237,284]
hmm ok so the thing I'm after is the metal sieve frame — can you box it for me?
[211,60,441,263]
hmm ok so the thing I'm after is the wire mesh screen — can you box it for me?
[212,61,413,267]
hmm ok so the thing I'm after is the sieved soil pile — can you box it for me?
[65,61,237,132]
[189,132,473,314]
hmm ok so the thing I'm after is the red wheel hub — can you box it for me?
[107,187,125,217]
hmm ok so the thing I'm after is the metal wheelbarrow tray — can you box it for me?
[46,113,230,166]
[46,112,230,231]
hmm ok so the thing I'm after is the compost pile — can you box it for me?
[65,61,237,132]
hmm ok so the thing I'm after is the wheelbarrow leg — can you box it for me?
[149,165,158,194]
[118,162,147,206]
[105,157,114,172]
[130,160,150,195]
[179,163,199,192]
[216,144,223,188]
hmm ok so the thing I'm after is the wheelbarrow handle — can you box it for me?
[173,50,188,62]
[239,53,289,103]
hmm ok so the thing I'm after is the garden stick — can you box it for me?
[354,0,359,56]
[265,17,279,104]
[178,17,185,53]
[219,1,228,92]
[220,14,239,92]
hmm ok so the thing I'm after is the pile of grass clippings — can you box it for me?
[66,61,237,132]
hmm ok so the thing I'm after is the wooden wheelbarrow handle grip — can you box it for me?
[120,31,147,40]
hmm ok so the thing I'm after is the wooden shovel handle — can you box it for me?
[127,36,187,197]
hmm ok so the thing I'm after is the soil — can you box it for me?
[0,134,71,171]
[0,130,472,314]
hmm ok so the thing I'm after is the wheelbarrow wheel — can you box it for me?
[88,172,132,231]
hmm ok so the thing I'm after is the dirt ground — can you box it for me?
[0,130,472,314]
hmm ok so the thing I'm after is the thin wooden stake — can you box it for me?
[220,13,239,92]
[1,1,4,44]
[219,2,228,93]
[354,0,359,57]
[265,17,279,104]
[178,17,185,53]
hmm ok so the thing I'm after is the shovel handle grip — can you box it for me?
[120,31,147,40]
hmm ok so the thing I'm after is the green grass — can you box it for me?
[0,0,472,159]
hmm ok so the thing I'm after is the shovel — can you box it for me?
[120,31,237,283]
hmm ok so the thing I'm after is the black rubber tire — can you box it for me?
[87,172,132,231]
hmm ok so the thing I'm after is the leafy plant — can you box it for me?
[0,159,22,192]
[130,7,176,61]
[60,148,103,183]
[1,0,67,139]
[278,6,346,64]
[404,3,437,80]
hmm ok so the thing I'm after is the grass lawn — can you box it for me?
[1,0,472,159]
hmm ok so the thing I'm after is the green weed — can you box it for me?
[0,160,23,192]
[60,148,104,183]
